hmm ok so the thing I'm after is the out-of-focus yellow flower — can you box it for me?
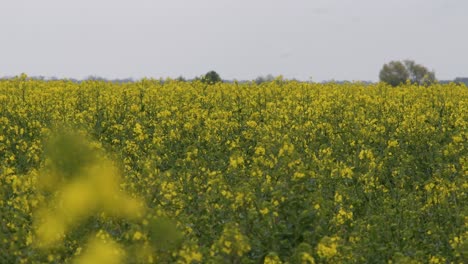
[132,231,143,241]
[35,212,66,248]
[260,208,269,215]
[73,235,125,264]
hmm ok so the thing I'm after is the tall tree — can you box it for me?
[380,60,436,86]
[404,60,436,85]
[379,61,409,87]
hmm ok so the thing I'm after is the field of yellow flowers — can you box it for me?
[1,77,467,263]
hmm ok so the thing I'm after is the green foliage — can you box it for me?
[146,217,183,251]
[255,74,275,85]
[380,60,436,86]
[403,60,436,85]
[202,70,222,84]
[379,61,410,86]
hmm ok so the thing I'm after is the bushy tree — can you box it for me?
[255,74,275,84]
[202,71,222,84]
[380,60,436,86]
[379,61,409,87]
[403,60,436,85]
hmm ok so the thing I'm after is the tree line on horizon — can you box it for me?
[2,61,467,86]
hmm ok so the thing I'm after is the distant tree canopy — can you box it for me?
[379,60,436,87]
[454,77,468,86]
[379,61,409,87]
[255,74,275,84]
[202,71,222,84]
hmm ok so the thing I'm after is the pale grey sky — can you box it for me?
[1,0,467,81]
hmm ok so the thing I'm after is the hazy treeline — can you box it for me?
[1,74,467,86]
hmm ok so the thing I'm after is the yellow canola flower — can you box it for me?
[84,163,145,219]
[229,155,244,169]
[255,146,266,156]
[301,252,316,264]
[177,245,203,264]
[293,172,306,180]
[334,192,343,203]
[316,236,340,260]
[132,231,143,241]
[333,208,353,225]
[60,181,97,219]
[264,253,282,264]
[387,139,399,148]
[211,223,251,258]
[429,256,446,264]
[260,208,269,215]
[34,211,67,248]
[34,156,145,248]
[73,235,125,264]
[340,167,353,179]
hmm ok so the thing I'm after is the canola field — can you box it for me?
[1,77,467,263]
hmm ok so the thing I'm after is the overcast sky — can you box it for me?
[1,0,467,81]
